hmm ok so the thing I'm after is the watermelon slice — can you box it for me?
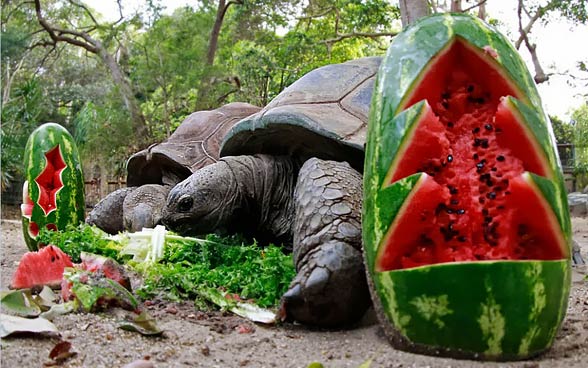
[10,245,73,289]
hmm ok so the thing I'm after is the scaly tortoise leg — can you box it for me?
[281,158,370,327]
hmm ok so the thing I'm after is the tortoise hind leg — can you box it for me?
[281,158,370,327]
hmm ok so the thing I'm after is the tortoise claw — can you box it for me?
[280,240,370,327]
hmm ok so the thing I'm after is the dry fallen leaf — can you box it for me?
[0,313,59,338]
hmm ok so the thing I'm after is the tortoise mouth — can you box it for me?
[161,212,194,235]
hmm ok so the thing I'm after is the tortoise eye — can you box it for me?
[177,196,193,212]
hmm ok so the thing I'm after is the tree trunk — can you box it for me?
[399,0,431,28]
[450,0,462,12]
[206,0,241,66]
[206,0,225,65]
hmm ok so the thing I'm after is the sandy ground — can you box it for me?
[1,205,587,368]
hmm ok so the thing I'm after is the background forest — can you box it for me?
[2,0,587,200]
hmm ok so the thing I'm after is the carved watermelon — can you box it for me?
[363,13,571,360]
[22,123,85,250]
[10,245,74,289]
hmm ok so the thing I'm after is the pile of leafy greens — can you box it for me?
[37,224,123,263]
[38,224,295,309]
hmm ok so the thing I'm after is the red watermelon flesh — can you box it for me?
[35,145,66,215]
[377,40,565,271]
[80,253,132,291]
[10,245,73,289]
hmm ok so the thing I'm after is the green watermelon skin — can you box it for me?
[363,13,571,360]
[372,259,571,360]
[22,123,85,250]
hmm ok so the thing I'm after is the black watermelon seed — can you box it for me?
[447,121,454,128]
[457,209,465,215]
[496,155,505,162]
[476,161,485,170]
[480,139,489,149]
[476,97,486,104]
[458,236,467,242]
[484,123,493,131]
[485,216,493,223]
[51,256,55,262]
[447,155,453,163]
[467,85,474,92]
[480,173,491,182]
[451,199,459,205]
[442,101,449,109]
[491,167,497,172]
[441,92,450,99]
[448,185,458,195]
[446,208,454,214]
[473,138,481,147]
[479,197,486,204]
[486,179,494,187]
[482,209,489,216]
[473,127,481,134]
[436,203,446,215]
[487,191,497,200]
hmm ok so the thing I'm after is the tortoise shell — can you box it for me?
[127,102,260,186]
[220,57,382,171]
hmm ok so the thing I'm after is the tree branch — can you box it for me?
[296,6,335,20]
[514,1,545,49]
[322,31,399,45]
[67,0,99,27]
[463,0,488,13]
[517,0,548,83]
[34,0,99,53]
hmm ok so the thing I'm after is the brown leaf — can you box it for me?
[46,340,76,365]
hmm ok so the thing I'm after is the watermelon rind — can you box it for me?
[368,259,571,360]
[375,13,540,117]
[22,123,85,250]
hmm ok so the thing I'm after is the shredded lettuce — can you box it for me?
[38,224,295,309]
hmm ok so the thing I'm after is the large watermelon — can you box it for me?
[363,13,571,360]
[21,123,85,250]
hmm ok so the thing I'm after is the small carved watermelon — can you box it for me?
[21,123,85,250]
[363,14,571,360]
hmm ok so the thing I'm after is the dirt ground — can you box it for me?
[1,204,587,368]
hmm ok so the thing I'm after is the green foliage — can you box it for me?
[571,104,588,186]
[137,234,296,308]
[37,224,123,263]
[1,0,401,184]
[551,115,574,144]
[551,0,588,24]
[0,77,50,190]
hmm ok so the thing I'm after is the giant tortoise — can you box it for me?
[162,57,382,327]
[86,102,260,233]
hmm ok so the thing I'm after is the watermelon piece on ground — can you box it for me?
[10,246,73,289]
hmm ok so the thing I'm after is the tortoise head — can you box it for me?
[162,162,238,236]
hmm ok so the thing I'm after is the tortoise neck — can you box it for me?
[222,154,299,245]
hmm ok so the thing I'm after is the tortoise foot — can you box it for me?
[280,240,370,327]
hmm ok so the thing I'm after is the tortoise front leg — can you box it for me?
[281,158,370,327]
